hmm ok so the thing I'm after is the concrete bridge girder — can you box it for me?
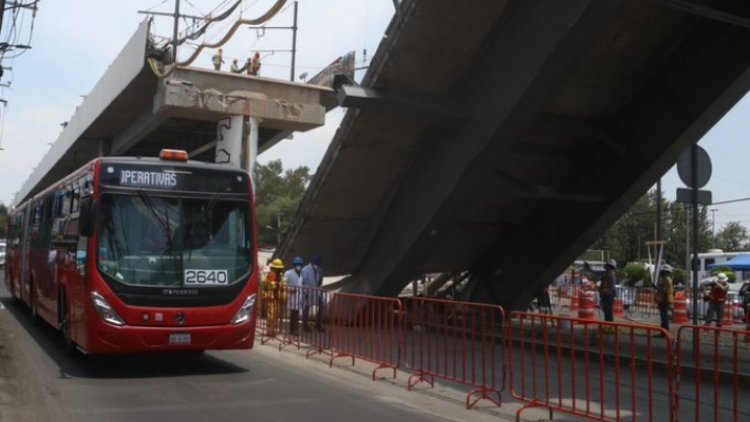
[319,0,750,312]
[340,0,621,299]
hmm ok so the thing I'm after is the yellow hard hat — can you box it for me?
[270,258,284,269]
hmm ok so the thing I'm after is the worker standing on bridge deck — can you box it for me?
[264,258,286,337]
[599,259,617,322]
[249,52,261,76]
[654,264,674,333]
[212,48,225,71]
[302,254,324,331]
[284,256,305,336]
[230,58,241,73]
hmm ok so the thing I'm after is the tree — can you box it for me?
[254,160,311,247]
[589,190,713,272]
[714,221,749,251]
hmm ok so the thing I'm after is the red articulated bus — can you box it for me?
[4,150,258,354]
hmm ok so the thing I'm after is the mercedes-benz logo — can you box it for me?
[175,313,185,325]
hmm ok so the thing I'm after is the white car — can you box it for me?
[0,242,6,267]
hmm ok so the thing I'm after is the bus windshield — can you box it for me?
[97,193,252,288]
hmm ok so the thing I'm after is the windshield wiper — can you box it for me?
[185,193,220,249]
[136,190,182,282]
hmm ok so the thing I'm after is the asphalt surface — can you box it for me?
[2,272,747,422]
[0,275,502,422]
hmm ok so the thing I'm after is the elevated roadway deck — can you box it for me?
[277,0,750,310]
[14,19,335,206]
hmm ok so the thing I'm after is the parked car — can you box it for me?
[0,242,6,267]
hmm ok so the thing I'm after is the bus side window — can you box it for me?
[71,187,80,214]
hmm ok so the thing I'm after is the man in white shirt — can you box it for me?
[284,256,304,335]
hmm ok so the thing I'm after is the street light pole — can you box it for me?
[172,0,180,64]
[710,208,717,240]
[276,208,281,246]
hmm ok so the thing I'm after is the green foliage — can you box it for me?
[672,268,686,285]
[715,221,749,251]
[254,160,311,247]
[590,190,716,270]
[709,266,737,283]
[623,263,648,286]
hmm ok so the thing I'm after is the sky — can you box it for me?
[0,0,749,234]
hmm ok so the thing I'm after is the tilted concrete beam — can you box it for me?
[155,80,326,132]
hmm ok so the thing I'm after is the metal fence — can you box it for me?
[674,324,750,422]
[401,297,505,409]
[254,285,749,421]
[508,312,675,422]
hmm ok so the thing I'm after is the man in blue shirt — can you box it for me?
[301,254,323,331]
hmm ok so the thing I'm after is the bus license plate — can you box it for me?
[169,333,191,345]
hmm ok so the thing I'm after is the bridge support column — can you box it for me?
[247,116,259,182]
[215,116,244,168]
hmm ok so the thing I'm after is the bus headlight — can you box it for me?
[91,292,125,326]
[231,294,256,325]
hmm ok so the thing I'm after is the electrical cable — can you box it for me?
[175,0,242,46]
[148,0,287,77]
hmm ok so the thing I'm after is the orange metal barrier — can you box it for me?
[328,293,402,380]
[277,285,335,356]
[622,287,660,321]
[674,325,750,422]
[256,282,335,355]
[553,284,582,314]
[401,297,505,409]
[508,312,674,422]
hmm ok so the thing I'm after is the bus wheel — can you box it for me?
[59,289,76,355]
[30,281,40,325]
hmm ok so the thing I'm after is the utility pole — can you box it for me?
[656,179,662,242]
[172,0,180,64]
[710,208,717,240]
[276,208,281,246]
[138,0,205,64]
[290,1,298,81]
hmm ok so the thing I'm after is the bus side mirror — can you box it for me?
[79,197,94,237]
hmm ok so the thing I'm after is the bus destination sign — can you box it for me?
[119,170,178,188]
[99,162,249,194]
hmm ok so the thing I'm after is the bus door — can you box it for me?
[36,195,55,317]
[19,205,32,304]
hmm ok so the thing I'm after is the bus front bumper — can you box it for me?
[83,319,256,354]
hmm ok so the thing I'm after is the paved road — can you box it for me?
[0,277,500,422]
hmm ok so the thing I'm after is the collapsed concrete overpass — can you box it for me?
[277,0,750,310]
[14,19,339,206]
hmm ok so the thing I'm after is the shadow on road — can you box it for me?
[0,294,248,379]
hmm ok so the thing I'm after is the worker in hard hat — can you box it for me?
[264,258,285,337]
[599,259,617,322]
[283,256,305,335]
[654,264,674,333]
